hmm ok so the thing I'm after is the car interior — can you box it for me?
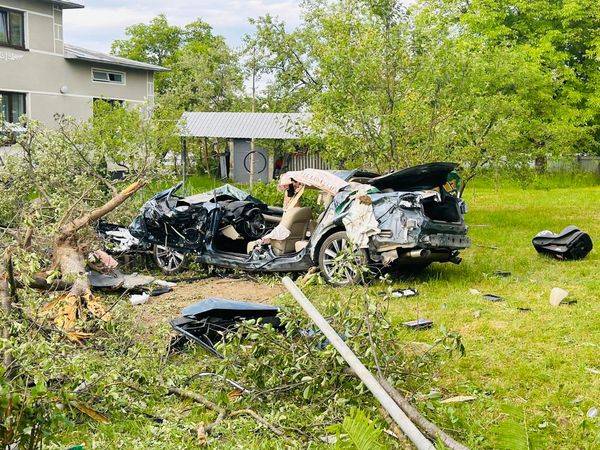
[211,191,319,257]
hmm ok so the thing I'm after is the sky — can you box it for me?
[63,0,303,53]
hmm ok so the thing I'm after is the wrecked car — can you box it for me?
[101,163,471,285]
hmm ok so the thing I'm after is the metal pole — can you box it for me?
[282,277,435,450]
[249,45,257,188]
[181,136,188,187]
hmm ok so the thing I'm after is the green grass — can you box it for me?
[302,182,600,449]
[46,177,599,449]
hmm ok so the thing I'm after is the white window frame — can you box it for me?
[91,68,126,85]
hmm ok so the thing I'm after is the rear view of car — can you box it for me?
[312,163,471,285]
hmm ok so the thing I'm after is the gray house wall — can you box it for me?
[0,0,155,128]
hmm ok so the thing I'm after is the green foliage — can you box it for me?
[328,408,386,450]
[490,405,546,450]
[248,0,597,182]
[249,180,322,211]
[111,15,244,112]
[0,104,173,248]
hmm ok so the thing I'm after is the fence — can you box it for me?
[284,152,330,172]
[549,155,600,174]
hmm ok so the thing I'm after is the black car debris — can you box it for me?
[99,163,471,285]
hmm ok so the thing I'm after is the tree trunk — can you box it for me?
[49,181,146,332]
[54,241,90,298]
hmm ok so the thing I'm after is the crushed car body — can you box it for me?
[99,162,471,285]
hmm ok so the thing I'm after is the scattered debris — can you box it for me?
[474,244,499,250]
[88,270,124,289]
[130,293,150,306]
[493,270,511,278]
[549,288,569,307]
[517,307,532,312]
[389,288,419,298]
[122,273,156,290]
[483,294,504,302]
[147,285,172,297]
[587,407,598,419]
[586,367,600,375]
[469,289,481,295]
[402,319,434,330]
[170,298,280,357]
[473,310,481,318]
[88,250,119,270]
[532,226,593,261]
[282,277,437,449]
[155,279,176,288]
[440,395,477,404]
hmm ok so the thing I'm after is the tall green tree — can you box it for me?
[248,0,595,183]
[111,16,243,107]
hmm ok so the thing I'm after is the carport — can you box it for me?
[179,112,309,184]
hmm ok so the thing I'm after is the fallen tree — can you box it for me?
[0,104,176,332]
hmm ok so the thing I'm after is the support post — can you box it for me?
[204,137,211,177]
[282,277,435,450]
[181,136,188,187]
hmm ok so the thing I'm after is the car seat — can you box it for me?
[271,207,312,255]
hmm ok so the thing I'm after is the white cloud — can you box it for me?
[63,0,302,52]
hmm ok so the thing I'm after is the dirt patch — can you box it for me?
[133,277,285,329]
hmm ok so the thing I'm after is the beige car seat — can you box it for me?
[271,207,312,255]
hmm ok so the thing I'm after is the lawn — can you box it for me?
[47,176,599,449]
[302,179,600,449]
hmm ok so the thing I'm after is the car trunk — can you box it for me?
[370,162,463,223]
[421,193,462,223]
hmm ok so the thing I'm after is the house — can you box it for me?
[0,0,167,131]
[179,112,328,183]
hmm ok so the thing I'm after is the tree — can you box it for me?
[248,0,595,185]
[244,15,320,112]
[160,35,243,113]
[111,16,244,104]
[111,15,182,93]
[0,103,176,333]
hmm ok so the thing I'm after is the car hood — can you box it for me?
[369,162,457,191]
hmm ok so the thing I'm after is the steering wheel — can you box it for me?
[243,208,267,240]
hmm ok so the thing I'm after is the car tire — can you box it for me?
[318,231,368,286]
[153,244,187,275]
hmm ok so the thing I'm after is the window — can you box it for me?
[0,91,26,123]
[0,8,25,49]
[92,69,125,85]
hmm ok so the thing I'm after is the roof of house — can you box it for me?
[180,112,311,139]
[64,44,169,72]
[44,0,85,9]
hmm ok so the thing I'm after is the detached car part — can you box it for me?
[170,298,280,357]
[532,226,593,260]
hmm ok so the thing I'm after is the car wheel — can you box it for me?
[153,244,187,275]
[318,231,368,286]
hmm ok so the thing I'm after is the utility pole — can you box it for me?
[249,45,257,189]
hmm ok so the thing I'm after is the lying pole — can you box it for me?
[377,376,470,450]
[282,277,435,450]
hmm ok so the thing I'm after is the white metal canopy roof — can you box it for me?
[64,44,168,72]
[180,112,310,139]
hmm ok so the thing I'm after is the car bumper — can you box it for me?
[419,233,471,250]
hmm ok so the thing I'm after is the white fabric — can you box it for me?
[278,169,349,196]
[342,184,380,248]
[261,224,291,242]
